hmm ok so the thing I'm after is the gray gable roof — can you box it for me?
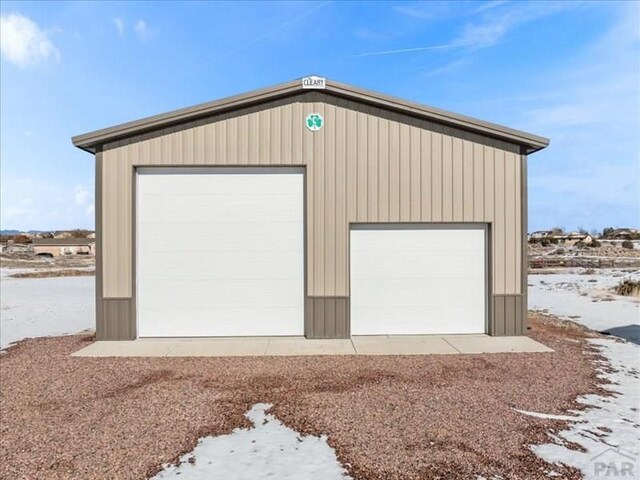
[72,77,549,155]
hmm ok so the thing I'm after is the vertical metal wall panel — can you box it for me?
[399,123,411,222]
[377,117,389,222]
[334,101,348,296]
[521,152,529,332]
[493,148,506,295]
[388,116,401,222]
[100,92,525,336]
[420,130,432,221]
[324,102,337,296]
[431,130,443,221]
[94,151,104,340]
[356,108,369,222]
[367,111,379,222]
[410,127,422,221]
[505,151,517,294]
[441,130,453,221]
[473,143,484,222]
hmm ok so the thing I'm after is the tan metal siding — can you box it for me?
[101,92,524,306]
[306,297,350,339]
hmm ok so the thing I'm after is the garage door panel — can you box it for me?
[137,169,304,337]
[138,307,302,337]
[138,223,304,254]
[138,171,302,195]
[352,229,484,251]
[351,226,486,335]
[351,307,484,335]
[138,279,304,308]
[138,223,303,252]
[354,278,484,306]
[139,199,302,224]
[138,251,303,280]
[351,253,485,279]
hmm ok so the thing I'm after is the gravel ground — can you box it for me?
[1,313,603,480]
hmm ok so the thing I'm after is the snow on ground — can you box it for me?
[0,269,94,349]
[529,268,640,343]
[521,339,640,479]
[526,268,640,477]
[153,403,351,480]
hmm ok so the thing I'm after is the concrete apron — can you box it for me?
[72,335,553,357]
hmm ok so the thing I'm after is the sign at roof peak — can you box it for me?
[302,76,326,89]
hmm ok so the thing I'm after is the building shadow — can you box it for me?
[602,325,640,345]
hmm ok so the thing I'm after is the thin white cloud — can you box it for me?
[223,1,331,56]
[134,19,149,40]
[354,27,389,42]
[74,184,93,207]
[422,58,471,78]
[474,0,510,14]
[351,2,576,58]
[392,2,456,21]
[457,2,575,49]
[0,12,59,66]
[113,17,125,37]
[346,42,469,58]
[392,5,434,20]
[1,177,95,231]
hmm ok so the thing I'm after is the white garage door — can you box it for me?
[136,168,304,337]
[350,226,486,335]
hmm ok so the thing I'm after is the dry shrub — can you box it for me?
[614,279,640,297]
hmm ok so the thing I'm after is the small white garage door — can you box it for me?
[350,226,486,335]
[136,168,304,337]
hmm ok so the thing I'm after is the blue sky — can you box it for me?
[1,1,638,232]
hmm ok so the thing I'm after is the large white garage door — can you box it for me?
[350,226,486,335]
[136,168,304,337]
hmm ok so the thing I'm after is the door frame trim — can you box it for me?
[133,165,307,338]
[348,222,491,335]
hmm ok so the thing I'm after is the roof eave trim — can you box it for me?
[71,80,302,153]
[326,82,549,151]
[72,78,549,154]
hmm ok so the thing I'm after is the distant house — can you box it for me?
[32,238,95,257]
[554,232,593,245]
[604,228,640,240]
[529,230,553,240]
[4,240,31,254]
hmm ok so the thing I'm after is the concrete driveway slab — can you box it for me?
[71,341,173,357]
[351,336,459,355]
[72,335,553,357]
[166,338,270,357]
[443,335,554,354]
[265,338,355,356]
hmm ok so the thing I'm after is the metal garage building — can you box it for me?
[73,77,549,341]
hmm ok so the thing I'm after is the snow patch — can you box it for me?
[0,271,95,349]
[526,339,640,479]
[529,269,639,343]
[152,403,351,479]
[514,409,582,422]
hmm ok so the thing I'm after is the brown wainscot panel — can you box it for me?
[492,295,526,336]
[305,297,350,339]
[97,298,135,341]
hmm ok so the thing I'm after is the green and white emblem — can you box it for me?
[305,113,324,132]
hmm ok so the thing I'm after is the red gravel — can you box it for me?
[0,313,603,479]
